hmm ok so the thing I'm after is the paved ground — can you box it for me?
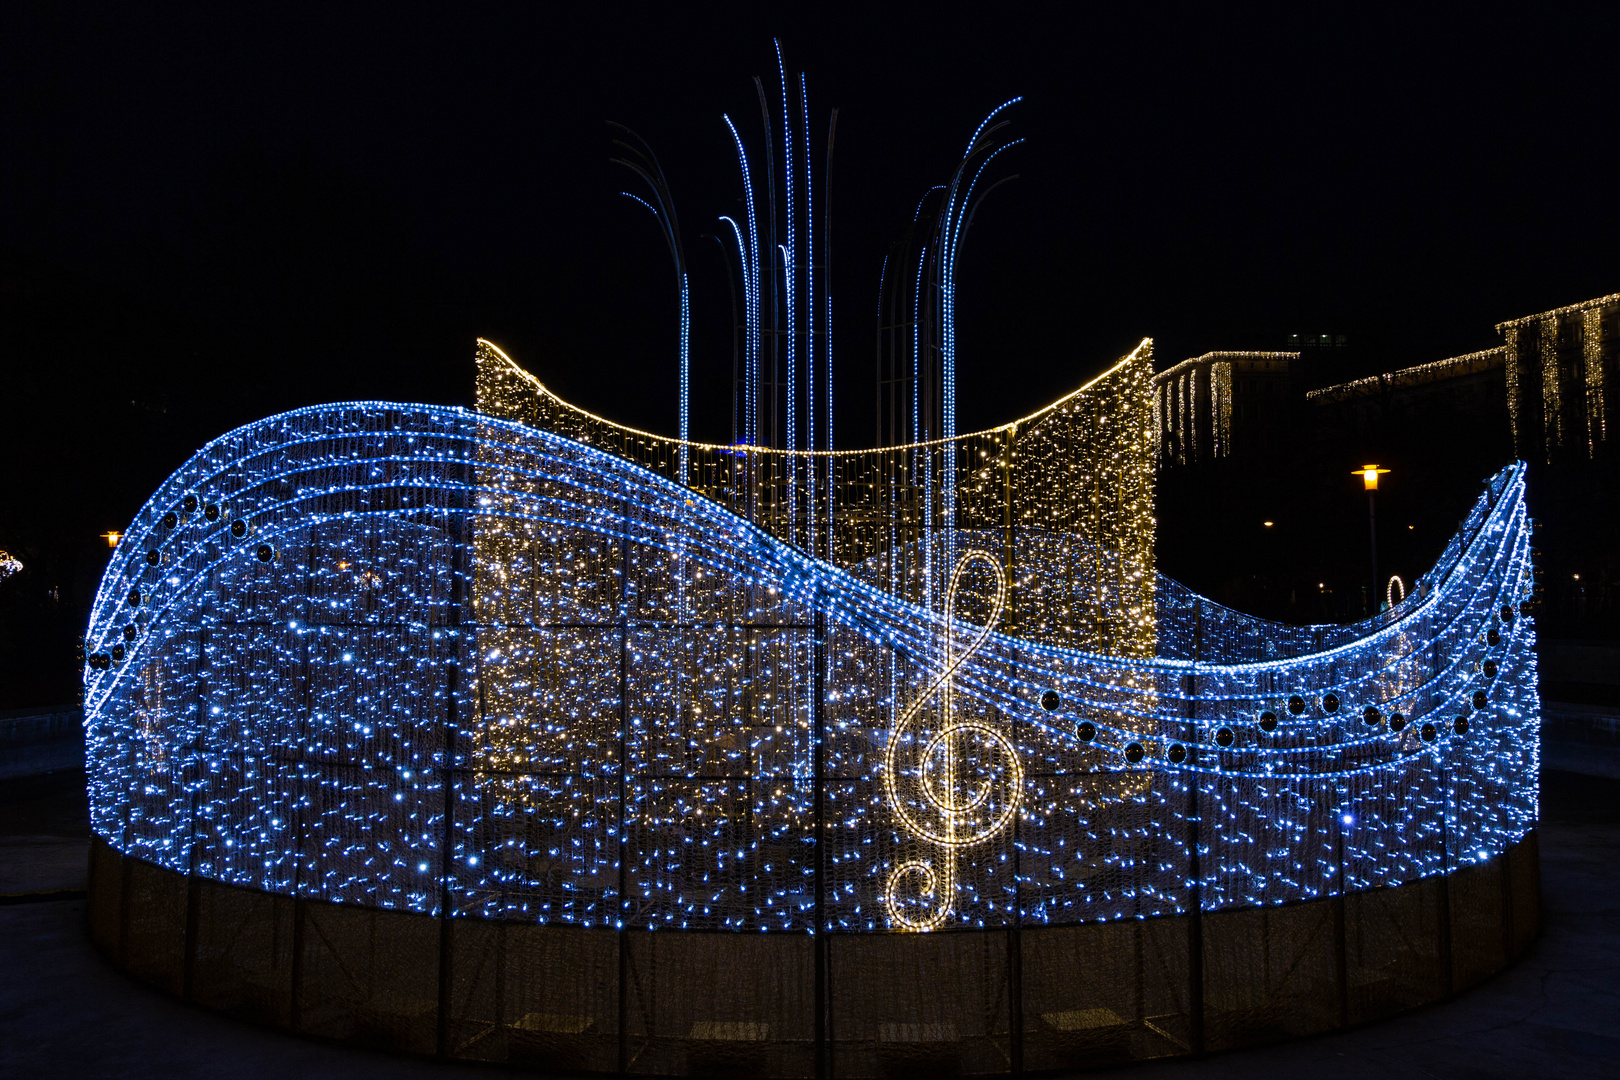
[1,768,1615,1079]
[0,766,89,895]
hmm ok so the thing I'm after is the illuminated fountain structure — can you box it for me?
[81,338,1539,1076]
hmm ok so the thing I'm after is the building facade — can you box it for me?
[1153,352,1297,465]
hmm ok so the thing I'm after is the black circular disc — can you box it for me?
[1421,722,1437,742]
[1287,695,1306,715]
[126,588,140,607]
[1322,692,1340,714]
[205,503,220,522]
[182,494,199,514]
[1454,715,1470,736]
[122,624,137,642]
[1215,727,1235,747]
[1076,721,1096,742]
[1472,689,1487,710]
[1390,711,1407,732]
[1124,742,1145,763]
[145,550,160,566]
[1258,710,1278,732]
[255,543,274,563]
[1483,659,1498,679]
[1167,743,1187,764]
[1520,600,1533,616]
[1363,706,1382,726]
[1501,604,1514,622]
[162,511,177,530]
[230,520,248,539]
[1041,689,1060,713]
[1487,628,1501,646]
[110,645,124,662]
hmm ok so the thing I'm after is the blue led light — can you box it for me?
[83,403,1538,932]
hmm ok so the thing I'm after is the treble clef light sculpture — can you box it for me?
[883,549,1023,930]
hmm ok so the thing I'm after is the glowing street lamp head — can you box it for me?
[102,531,122,548]
[1356,464,1390,491]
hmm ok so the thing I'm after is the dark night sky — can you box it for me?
[2,3,1619,702]
[8,6,1620,427]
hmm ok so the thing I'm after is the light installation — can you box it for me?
[83,343,1538,934]
[78,52,1540,1073]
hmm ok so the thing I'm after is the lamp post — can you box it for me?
[1355,465,1390,612]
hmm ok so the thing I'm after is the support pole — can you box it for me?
[1186,613,1205,1055]
[1369,489,1380,611]
[1002,427,1023,1076]
[617,482,632,1076]
[813,608,829,1079]
[436,496,465,1058]
[1334,806,1349,1027]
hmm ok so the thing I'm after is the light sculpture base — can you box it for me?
[88,831,1538,1076]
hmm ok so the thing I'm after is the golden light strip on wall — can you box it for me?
[1153,352,1296,464]
[1494,290,1620,330]
[1212,361,1232,458]
[1505,325,1526,456]
[1306,347,1507,405]
[1151,351,1298,387]
[1583,307,1606,455]
[1540,317,1562,456]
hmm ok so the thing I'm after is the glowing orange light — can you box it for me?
[1355,464,1391,491]
[102,531,122,548]
[1263,521,1274,527]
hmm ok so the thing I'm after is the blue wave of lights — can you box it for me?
[83,403,1539,932]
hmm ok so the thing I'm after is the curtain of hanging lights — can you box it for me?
[81,340,1539,936]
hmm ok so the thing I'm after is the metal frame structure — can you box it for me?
[81,333,1539,1073]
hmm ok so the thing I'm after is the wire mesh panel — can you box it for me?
[188,877,296,1026]
[1020,918,1191,1070]
[1447,856,1509,992]
[90,833,1539,1075]
[624,932,816,1077]
[292,900,442,1053]
[1201,901,1341,1051]
[1344,877,1445,1024]
[485,923,621,1073]
[121,855,186,996]
[829,930,1012,1078]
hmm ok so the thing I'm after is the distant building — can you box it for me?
[1153,351,1297,464]
[1497,292,1620,463]
[1156,292,1620,468]
[1303,346,1510,452]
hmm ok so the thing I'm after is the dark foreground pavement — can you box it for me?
[1,768,1615,1080]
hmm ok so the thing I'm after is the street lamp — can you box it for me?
[1354,465,1390,612]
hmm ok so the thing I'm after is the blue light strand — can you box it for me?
[85,404,1538,932]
